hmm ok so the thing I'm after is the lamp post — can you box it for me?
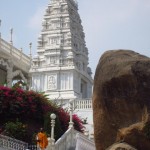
[69,99,74,128]
[50,113,56,147]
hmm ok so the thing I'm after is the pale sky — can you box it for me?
[0,0,150,76]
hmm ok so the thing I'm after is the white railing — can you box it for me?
[54,128,75,150]
[73,99,92,110]
[0,134,28,150]
[56,99,93,110]
[0,38,31,66]
[75,133,95,150]
[52,128,95,150]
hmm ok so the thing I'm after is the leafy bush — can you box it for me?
[4,119,27,141]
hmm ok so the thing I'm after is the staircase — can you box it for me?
[48,128,95,150]
[48,99,95,150]
[59,99,94,138]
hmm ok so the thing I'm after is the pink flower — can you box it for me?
[4,92,10,96]
[17,97,22,102]
[28,98,32,103]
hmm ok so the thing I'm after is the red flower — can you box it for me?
[28,97,32,103]
[17,97,22,102]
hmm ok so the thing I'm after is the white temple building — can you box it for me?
[30,0,93,102]
[0,1,95,148]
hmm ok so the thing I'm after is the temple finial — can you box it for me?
[0,20,2,38]
[10,28,13,45]
[20,48,23,52]
[29,42,32,59]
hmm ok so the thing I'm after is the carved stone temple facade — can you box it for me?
[0,36,31,88]
[30,0,93,101]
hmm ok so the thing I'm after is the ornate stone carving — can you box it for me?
[0,58,13,87]
[0,58,9,70]
[47,74,57,90]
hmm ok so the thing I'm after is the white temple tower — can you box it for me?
[30,0,93,102]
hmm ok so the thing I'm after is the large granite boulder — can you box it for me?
[93,50,150,150]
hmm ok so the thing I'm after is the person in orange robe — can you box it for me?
[37,128,48,150]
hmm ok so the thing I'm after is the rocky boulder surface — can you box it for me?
[106,142,137,150]
[93,50,150,150]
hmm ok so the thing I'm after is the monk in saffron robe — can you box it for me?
[37,128,48,150]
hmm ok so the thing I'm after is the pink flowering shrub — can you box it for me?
[0,86,55,121]
[0,86,84,143]
[73,114,84,132]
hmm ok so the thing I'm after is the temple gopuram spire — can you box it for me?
[30,0,93,102]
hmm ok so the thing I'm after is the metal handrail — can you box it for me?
[0,134,28,150]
